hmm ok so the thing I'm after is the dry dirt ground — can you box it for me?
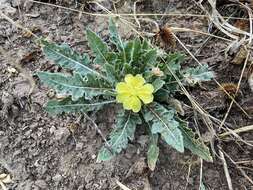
[0,0,253,189]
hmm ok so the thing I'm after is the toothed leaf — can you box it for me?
[143,49,157,66]
[97,111,142,161]
[152,79,165,92]
[38,72,113,101]
[178,120,213,162]
[144,103,184,152]
[46,98,114,114]
[183,64,214,85]
[41,40,104,77]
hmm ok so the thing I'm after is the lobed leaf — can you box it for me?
[41,40,105,78]
[97,111,142,161]
[38,72,113,101]
[152,79,165,93]
[166,53,185,65]
[84,74,115,99]
[178,120,213,162]
[46,98,115,114]
[162,53,184,78]
[143,49,157,66]
[144,103,184,152]
[182,64,214,85]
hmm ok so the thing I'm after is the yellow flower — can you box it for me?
[116,74,154,113]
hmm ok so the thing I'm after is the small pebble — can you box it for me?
[75,142,83,151]
[54,127,70,143]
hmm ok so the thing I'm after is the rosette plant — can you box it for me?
[38,18,214,170]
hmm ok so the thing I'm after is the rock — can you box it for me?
[132,157,147,175]
[13,81,31,98]
[75,142,83,151]
[34,180,48,189]
[54,127,70,143]
[0,131,4,136]
[49,126,56,134]
[1,91,14,107]
[1,91,14,118]
[52,174,62,182]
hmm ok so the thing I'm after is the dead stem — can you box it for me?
[172,29,250,119]
[199,159,205,190]
[219,50,250,129]
[27,0,253,21]
[219,125,253,138]
[221,147,253,186]
[219,148,234,190]
[116,180,132,190]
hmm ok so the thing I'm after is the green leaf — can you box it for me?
[46,98,115,114]
[183,64,214,85]
[152,79,165,92]
[167,53,185,65]
[97,111,142,161]
[104,63,117,84]
[38,72,113,101]
[109,18,124,51]
[144,103,184,152]
[147,134,159,171]
[154,89,169,102]
[142,39,151,50]
[84,74,114,99]
[86,29,109,64]
[41,40,104,78]
[143,49,157,66]
[178,120,213,162]
[124,38,142,65]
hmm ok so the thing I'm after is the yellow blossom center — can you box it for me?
[116,74,154,113]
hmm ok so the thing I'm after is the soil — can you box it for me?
[0,0,253,190]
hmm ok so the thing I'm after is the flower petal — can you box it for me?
[125,74,145,87]
[138,94,154,104]
[125,74,134,84]
[129,96,142,113]
[116,82,129,93]
[116,93,130,103]
[134,74,145,87]
[122,98,132,110]
[138,84,154,95]
[137,84,154,104]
